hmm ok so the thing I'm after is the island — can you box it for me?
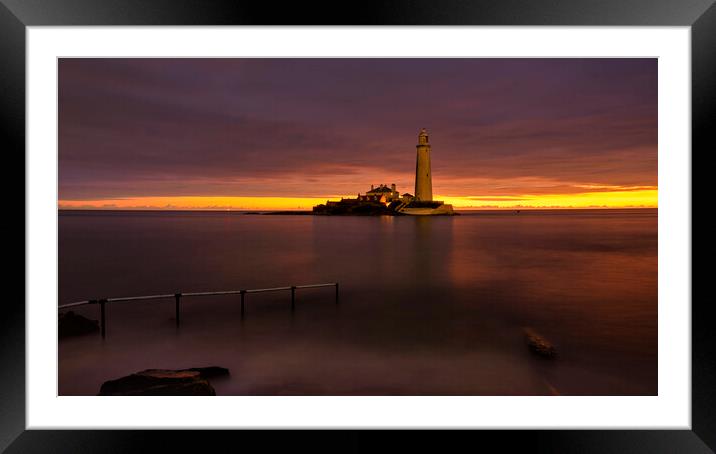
[312,129,455,216]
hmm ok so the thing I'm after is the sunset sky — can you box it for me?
[58,58,657,210]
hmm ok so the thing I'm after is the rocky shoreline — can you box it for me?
[59,311,99,338]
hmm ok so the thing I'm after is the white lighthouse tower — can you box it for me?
[414,128,433,201]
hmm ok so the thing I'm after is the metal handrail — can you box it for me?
[58,282,340,339]
[58,283,338,309]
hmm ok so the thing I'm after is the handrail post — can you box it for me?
[174,293,181,327]
[240,290,246,320]
[98,299,107,339]
[290,286,296,312]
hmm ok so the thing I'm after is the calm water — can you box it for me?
[58,209,657,395]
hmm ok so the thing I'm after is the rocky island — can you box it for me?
[312,129,455,216]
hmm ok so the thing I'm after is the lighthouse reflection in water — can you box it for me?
[59,208,657,395]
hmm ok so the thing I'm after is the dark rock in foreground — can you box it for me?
[59,311,99,338]
[523,328,557,358]
[180,366,230,379]
[98,368,229,395]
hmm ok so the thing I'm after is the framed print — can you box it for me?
[4,0,711,451]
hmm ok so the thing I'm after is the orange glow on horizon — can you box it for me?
[59,189,657,211]
[58,196,331,211]
[439,189,658,209]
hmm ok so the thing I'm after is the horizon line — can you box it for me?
[58,206,658,212]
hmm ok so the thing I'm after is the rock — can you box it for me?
[58,311,99,338]
[98,369,219,396]
[523,327,557,358]
[312,200,395,216]
[180,366,230,379]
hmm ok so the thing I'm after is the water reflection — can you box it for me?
[59,210,657,395]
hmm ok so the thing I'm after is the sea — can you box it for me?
[58,209,657,395]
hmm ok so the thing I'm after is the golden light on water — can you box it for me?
[59,188,657,211]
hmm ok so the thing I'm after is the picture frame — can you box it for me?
[4,0,710,451]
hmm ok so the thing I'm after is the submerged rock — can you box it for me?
[98,368,228,396]
[58,311,99,338]
[523,328,557,358]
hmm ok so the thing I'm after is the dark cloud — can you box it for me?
[59,58,657,199]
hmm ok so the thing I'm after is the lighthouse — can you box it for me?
[312,127,453,215]
[414,128,433,201]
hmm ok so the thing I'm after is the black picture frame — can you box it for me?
[3,0,710,452]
